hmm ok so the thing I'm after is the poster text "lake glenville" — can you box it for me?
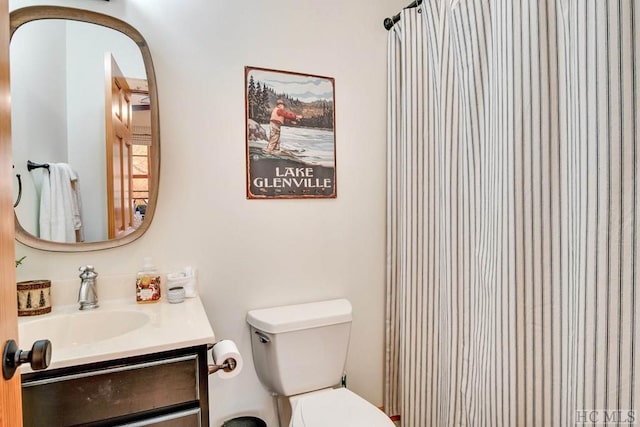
[252,167,332,189]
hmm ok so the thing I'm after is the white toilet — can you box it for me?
[246,299,395,427]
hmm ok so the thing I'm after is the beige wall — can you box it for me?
[10,0,407,425]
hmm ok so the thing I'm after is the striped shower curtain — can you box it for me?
[385,1,639,425]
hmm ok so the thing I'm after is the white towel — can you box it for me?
[39,163,83,243]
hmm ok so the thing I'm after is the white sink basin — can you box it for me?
[20,309,150,348]
[17,297,214,372]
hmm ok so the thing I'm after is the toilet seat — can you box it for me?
[289,388,395,427]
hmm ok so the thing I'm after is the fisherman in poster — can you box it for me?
[266,99,301,152]
[245,66,337,199]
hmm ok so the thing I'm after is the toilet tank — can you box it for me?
[247,299,352,396]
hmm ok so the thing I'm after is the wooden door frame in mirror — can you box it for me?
[10,6,160,252]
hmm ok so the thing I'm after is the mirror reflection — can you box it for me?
[10,8,159,251]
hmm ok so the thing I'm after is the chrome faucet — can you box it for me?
[78,265,99,310]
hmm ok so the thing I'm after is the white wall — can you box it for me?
[10,0,407,425]
[11,19,67,234]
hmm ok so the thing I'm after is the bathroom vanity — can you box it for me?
[18,296,215,427]
[21,345,209,426]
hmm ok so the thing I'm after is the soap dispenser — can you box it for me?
[136,257,161,303]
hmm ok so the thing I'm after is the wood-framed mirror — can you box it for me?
[10,6,160,252]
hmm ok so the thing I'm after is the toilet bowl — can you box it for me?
[289,388,394,427]
[246,299,395,427]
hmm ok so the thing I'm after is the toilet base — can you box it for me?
[272,388,338,427]
[272,394,291,427]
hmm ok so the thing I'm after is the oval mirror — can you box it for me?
[10,6,160,252]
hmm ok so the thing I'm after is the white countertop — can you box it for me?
[18,296,215,373]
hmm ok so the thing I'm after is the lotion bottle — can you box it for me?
[136,257,161,303]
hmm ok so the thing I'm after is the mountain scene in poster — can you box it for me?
[246,67,336,198]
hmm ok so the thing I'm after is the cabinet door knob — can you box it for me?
[2,339,52,379]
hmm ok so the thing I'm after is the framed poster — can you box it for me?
[245,66,336,199]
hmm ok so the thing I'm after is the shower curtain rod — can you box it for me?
[384,0,423,30]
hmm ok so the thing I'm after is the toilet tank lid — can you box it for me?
[246,299,352,334]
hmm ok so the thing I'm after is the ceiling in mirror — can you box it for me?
[10,7,160,252]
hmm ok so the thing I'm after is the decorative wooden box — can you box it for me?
[17,280,51,316]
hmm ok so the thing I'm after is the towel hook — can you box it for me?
[13,165,22,208]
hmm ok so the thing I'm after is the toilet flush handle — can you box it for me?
[254,330,271,344]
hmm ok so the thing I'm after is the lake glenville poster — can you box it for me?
[245,66,336,199]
